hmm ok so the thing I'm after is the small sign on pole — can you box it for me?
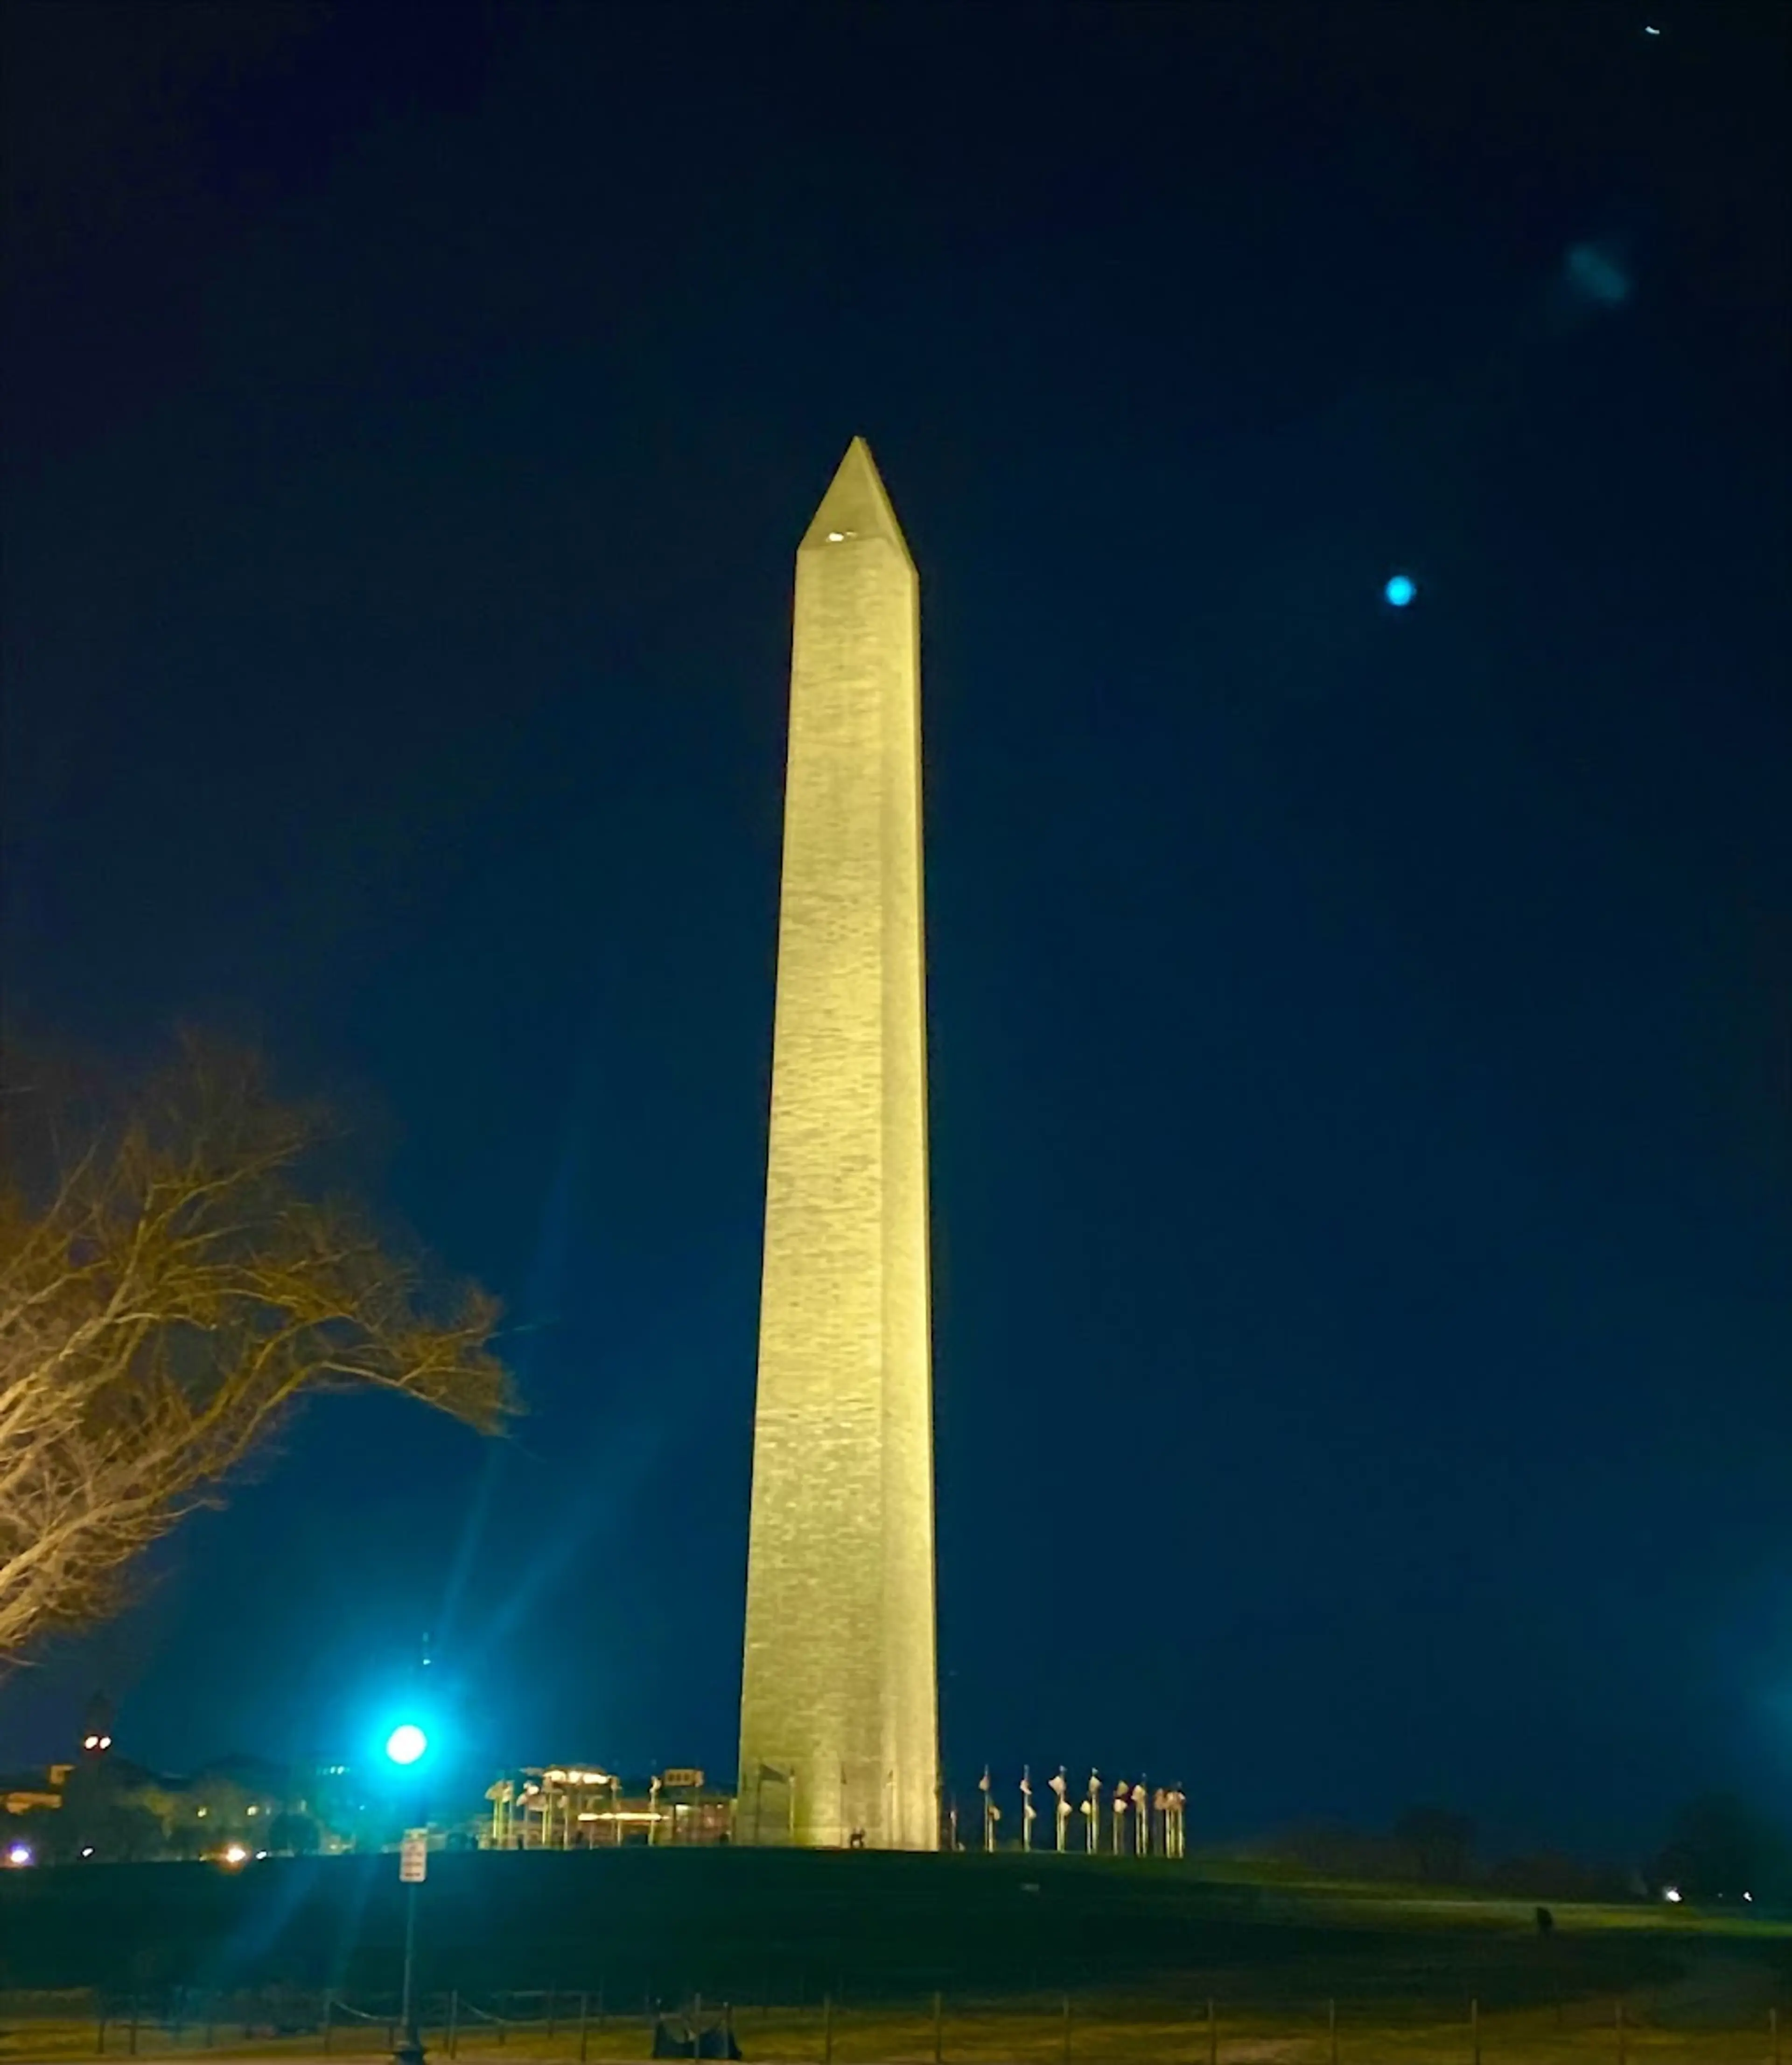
[399,1828,429,1883]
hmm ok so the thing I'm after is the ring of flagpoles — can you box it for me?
[965,1769,1186,1857]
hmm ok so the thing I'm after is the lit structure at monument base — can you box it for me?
[483,1766,729,1848]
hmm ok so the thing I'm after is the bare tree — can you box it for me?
[0,1036,514,1659]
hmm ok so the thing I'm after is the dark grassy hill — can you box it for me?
[0,1848,1783,2016]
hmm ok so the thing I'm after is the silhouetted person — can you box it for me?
[1535,1904,1555,1935]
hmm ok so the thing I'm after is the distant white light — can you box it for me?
[222,1844,248,1867]
[80,1846,95,1858]
[1644,23,1661,34]
[6,1842,32,1867]
[1384,574,1417,608]
[1663,1885,1683,1903]
[1743,1890,1753,1902]
[826,532,845,542]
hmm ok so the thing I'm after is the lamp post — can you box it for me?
[385,1722,430,2065]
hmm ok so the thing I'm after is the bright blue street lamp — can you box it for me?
[382,1720,432,2063]
[385,1723,429,1768]
[1383,573,1417,609]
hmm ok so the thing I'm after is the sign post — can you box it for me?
[396,1828,428,2064]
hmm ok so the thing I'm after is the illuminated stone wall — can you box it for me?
[737,441,938,1850]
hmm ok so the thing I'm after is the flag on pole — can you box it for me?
[1021,1767,1036,1851]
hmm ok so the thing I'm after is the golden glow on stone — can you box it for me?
[737,440,938,1850]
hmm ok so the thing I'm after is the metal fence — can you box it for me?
[0,1987,1785,2062]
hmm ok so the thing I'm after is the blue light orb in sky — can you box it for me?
[1383,574,1417,609]
[1565,240,1633,308]
[385,1722,429,1767]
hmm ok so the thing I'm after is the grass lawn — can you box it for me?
[1,1852,1785,2061]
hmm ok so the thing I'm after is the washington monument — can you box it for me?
[737,440,939,1850]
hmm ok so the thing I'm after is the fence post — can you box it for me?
[127,1996,139,2058]
[1207,1998,1217,2065]
[447,1989,459,2059]
[204,1993,217,2050]
[97,2002,107,2056]
[1771,2004,1781,2065]
[823,1993,833,2065]
[1062,1992,1071,2063]
[932,1990,943,2065]
[549,1987,560,2038]
[1327,1996,1337,2065]
[579,1991,591,2062]
[1470,1997,1480,2065]
[321,1991,332,2055]
[1616,1998,1626,2065]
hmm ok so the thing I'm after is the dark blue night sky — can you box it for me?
[3,2,1787,1864]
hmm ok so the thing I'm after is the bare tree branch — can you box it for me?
[0,1036,515,1660]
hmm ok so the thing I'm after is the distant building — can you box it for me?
[0,1772,64,1817]
[0,1707,347,1863]
[78,1692,116,1756]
